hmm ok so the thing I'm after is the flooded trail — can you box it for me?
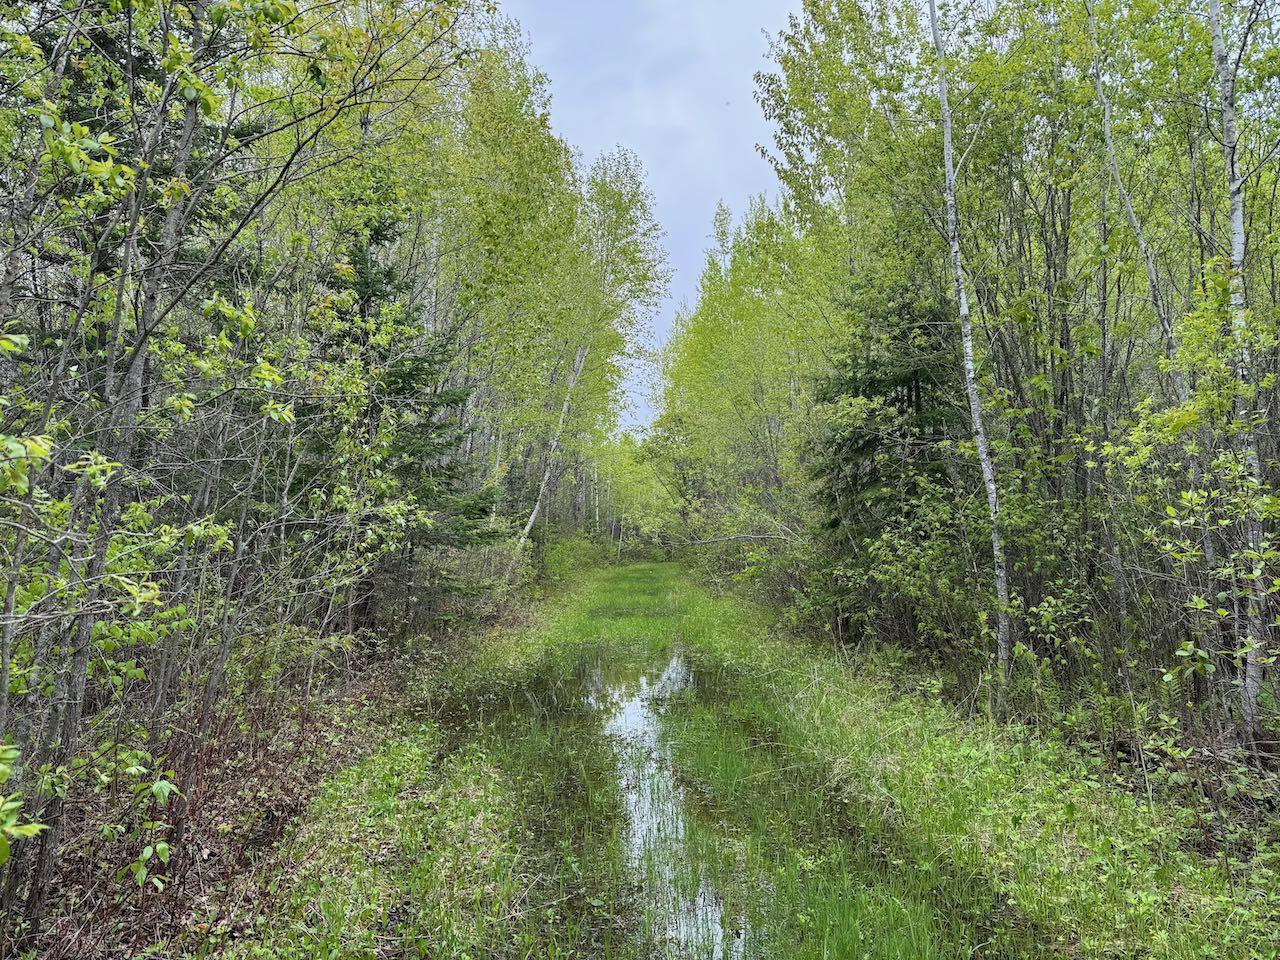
[586,652,749,959]
[442,564,1026,960]
[244,564,1201,960]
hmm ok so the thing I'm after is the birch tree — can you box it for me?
[1207,0,1270,754]
[927,0,1013,696]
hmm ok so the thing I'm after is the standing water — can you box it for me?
[587,652,750,959]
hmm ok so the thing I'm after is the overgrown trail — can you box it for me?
[236,565,1276,960]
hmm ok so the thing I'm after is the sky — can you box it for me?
[500,0,802,429]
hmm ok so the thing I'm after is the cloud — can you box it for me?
[499,0,800,425]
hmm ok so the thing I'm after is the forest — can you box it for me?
[1,0,1280,957]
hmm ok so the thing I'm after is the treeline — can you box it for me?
[643,0,1280,765]
[0,0,661,950]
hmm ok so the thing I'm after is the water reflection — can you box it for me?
[587,653,748,959]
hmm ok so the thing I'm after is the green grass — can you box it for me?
[654,564,1280,959]
[662,697,1017,958]
[224,725,539,959]
[224,573,647,960]
[228,562,1280,960]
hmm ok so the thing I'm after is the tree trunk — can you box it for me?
[1088,5,1185,402]
[510,343,589,574]
[1208,0,1269,755]
[928,0,1013,700]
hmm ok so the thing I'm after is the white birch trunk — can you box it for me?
[1208,0,1268,754]
[928,0,1013,694]
[510,343,590,574]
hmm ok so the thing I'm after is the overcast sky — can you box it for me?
[500,0,802,428]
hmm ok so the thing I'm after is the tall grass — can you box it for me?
[652,564,1279,959]
[228,562,1279,959]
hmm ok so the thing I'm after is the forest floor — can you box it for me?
[214,564,1278,960]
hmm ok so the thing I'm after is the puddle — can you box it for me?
[587,651,750,959]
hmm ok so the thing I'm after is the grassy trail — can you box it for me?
[228,564,1277,959]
